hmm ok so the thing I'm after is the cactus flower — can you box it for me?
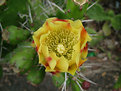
[33,18,91,75]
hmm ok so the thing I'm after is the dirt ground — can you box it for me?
[0,73,58,91]
[0,57,121,91]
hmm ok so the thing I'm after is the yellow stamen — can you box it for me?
[57,44,65,54]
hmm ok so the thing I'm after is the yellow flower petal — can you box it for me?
[68,37,80,67]
[33,27,44,48]
[38,32,50,53]
[41,45,49,57]
[68,64,77,75]
[71,20,83,29]
[46,66,55,72]
[50,52,60,61]
[38,52,45,64]
[56,56,69,72]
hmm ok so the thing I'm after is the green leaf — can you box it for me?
[0,0,28,27]
[27,66,46,84]
[10,48,35,70]
[52,73,65,87]
[107,10,115,17]
[66,0,88,19]
[55,10,67,19]
[87,4,109,21]
[85,27,97,34]
[71,80,80,91]
[111,14,121,30]
[102,22,111,36]
[90,31,104,47]
[87,52,96,57]
[9,42,36,71]
[51,0,65,7]
[29,0,48,29]
[114,74,121,89]
[2,26,30,45]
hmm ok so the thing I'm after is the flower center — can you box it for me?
[57,44,65,54]
[45,29,78,60]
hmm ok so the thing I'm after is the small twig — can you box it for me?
[0,23,3,58]
[0,40,3,58]
[61,73,67,91]
[50,2,65,13]
[43,13,49,18]
[76,81,84,91]
[76,72,97,85]
[89,34,97,36]
[47,0,55,12]
[87,1,97,10]
[82,19,94,23]
[0,22,3,32]
[28,5,33,23]
[39,5,49,14]
[88,48,96,51]
[76,78,82,84]
[81,65,92,68]
[83,63,102,66]
[2,47,8,50]
[18,13,28,19]
[19,22,33,34]
[23,18,28,26]
[19,46,33,48]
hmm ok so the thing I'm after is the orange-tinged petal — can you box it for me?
[47,18,73,31]
[80,43,88,59]
[80,27,91,49]
[78,59,87,67]
[52,18,68,22]
[45,57,56,70]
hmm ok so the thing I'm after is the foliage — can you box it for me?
[2,26,30,45]
[87,4,109,21]
[111,14,121,30]
[52,73,65,87]
[87,3,121,30]
[114,74,121,89]
[27,66,45,84]
[0,0,28,27]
